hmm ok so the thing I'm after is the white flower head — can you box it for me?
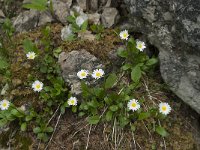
[76,14,88,27]
[127,99,140,111]
[68,97,78,106]
[136,40,146,51]
[119,30,129,40]
[32,80,43,92]
[91,69,104,79]
[61,25,73,41]
[26,51,36,59]
[77,69,89,79]
[159,102,171,115]
[0,100,10,110]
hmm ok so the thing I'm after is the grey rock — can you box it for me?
[52,0,70,24]
[38,11,54,26]
[123,0,200,113]
[77,0,87,11]
[100,0,107,6]
[58,50,104,95]
[101,7,120,28]
[13,10,39,32]
[163,12,173,21]
[0,9,5,18]
[88,13,101,24]
[90,0,99,11]
[78,30,96,41]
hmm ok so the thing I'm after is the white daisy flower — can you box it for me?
[68,97,78,106]
[0,99,10,110]
[119,30,129,40]
[159,102,171,115]
[61,25,73,41]
[136,41,146,51]
[127,99,140,111]
[91,69,104,79]
[26,51,36,59]
[76,15,88,27]
[32,80,43,92]
[77,69,89,79]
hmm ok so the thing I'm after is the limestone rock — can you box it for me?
[52,0,70,24]
[77,0,87,11]
[123,0,200,113]
[78,30,96,41]
[13,10,39,32]
[101,7,120,28]
[58,50,104,95]
[88,13,101,24]
[89,0,99,12]
[38,11,54,26]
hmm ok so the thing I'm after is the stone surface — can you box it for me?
[77,0,87,11]
[78,30,96,41]
[13,10,39,32]
[0,9,5,18]
[101,7,120,28]
[123,0,200,113]
[88,13,101,24]
[52,0,70,24]
[58,50,103,95]
[38,11,54,26]
[89,0,99,11]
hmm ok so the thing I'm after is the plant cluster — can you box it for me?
[71,30,172,137]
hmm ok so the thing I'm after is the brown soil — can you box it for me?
[1,23,200,150]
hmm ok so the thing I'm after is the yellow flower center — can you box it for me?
[131,102,137,108]
[71,100,75,104]
[138,44,142,48]
[96,72,101,77]
[162,106,167,111]
[2,103,7,107]
[36,84,41,89]
[123,33,127,38]
[81,72,86,77]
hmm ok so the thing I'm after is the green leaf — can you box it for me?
[33,127,41,134]
[0,119,8,127]
[45,127,53,133]
[130,124,136,132]
[67,15,76,24]
[105,73,117,89]
[21,122,27,131]
[122,63,132,70]
[88,115,100,125]
[23,39,38,54]
[146,58,158,66]
[138,112,151,120]
[81,20,88,31]
[0,59,9,70]
[109,105,118,112]
[117,47,128,58]
[25,115,33,122]
[22,0,48,11]
[119,116,129,128]
[72,106,77,113]
[11,109,24,118]
[105,111,113,121]
[78,112,85,117]
[131,65,142,83]
[155,126,168,137]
